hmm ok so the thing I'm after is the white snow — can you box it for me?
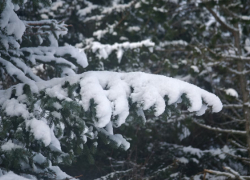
[159,40,188,47]
[0,0,26,40]
[33,153,46,164]
[177,157,189,164]
[191,65,199,73]
[53,102,62,110]
[86,39,155,62]
[127,26,140,32]
[1,71,222,131]
[245,38,250,53]
[49,126,62,151]
[0,71,223,163]
[2,99,29,119]
[1,140,22,151]
[102,1,134,14]
[21,46,88,69]
[93,23,116,40]
[225,88,238,98]
[0,172,30,180]
[77,0,99,16]
[49,166,76,180]
[51,1,64,11]
[26,118,51,146]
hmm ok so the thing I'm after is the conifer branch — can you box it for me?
[193,121,246,135]
[205,7,239,33]
[204,169,236,178]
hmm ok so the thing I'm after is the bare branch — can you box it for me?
[220,113,245,125]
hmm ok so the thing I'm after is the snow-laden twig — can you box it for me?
[222,54,250,61]
[205,166,250,180]
[229,139,247,149]
[204,169,236,179]
[193,121,246,135]
[224,152,250,163]
[223,104,243,109]
[84,40,155,63]
[94,169,133,180]
[205,6,239,33]
[228,68,250,75]
[0,57,35,84]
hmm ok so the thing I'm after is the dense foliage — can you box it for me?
[2,0,250,179]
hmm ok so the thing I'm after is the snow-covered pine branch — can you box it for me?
[82,39,155,63]
[193,121,246,135]
[0,0,88,88]
[0,71,222,178]
[204,167,250,180]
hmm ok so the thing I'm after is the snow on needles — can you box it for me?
[225,88,238,98]
[1,140,22,151]
[26,118,51,146]
[0,172,30,180]
[0,71,222,147]
[87,39,155,63]
[0,0,25,40]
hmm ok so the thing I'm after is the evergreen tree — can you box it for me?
[37,0,250,179]
[0,0,224,179]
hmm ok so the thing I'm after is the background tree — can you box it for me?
[0,0,223,179]
[36,0,250,179]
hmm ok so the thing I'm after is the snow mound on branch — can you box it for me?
[1,140,22,151]
[0,172,30,180]
[2,99,29,119]
[225,88,238,98]
[39,71,222,128]
[0,71,222,146]
[26,118,51,146]
[86,40,155,63]
[21,46,88,69]
[83,72,222,127]
[0,0,25,40]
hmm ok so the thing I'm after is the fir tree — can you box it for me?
[0,0,226,179]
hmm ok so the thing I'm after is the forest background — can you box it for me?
[0,0,250,179]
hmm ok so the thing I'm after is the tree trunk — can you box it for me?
[234,24,250,156]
